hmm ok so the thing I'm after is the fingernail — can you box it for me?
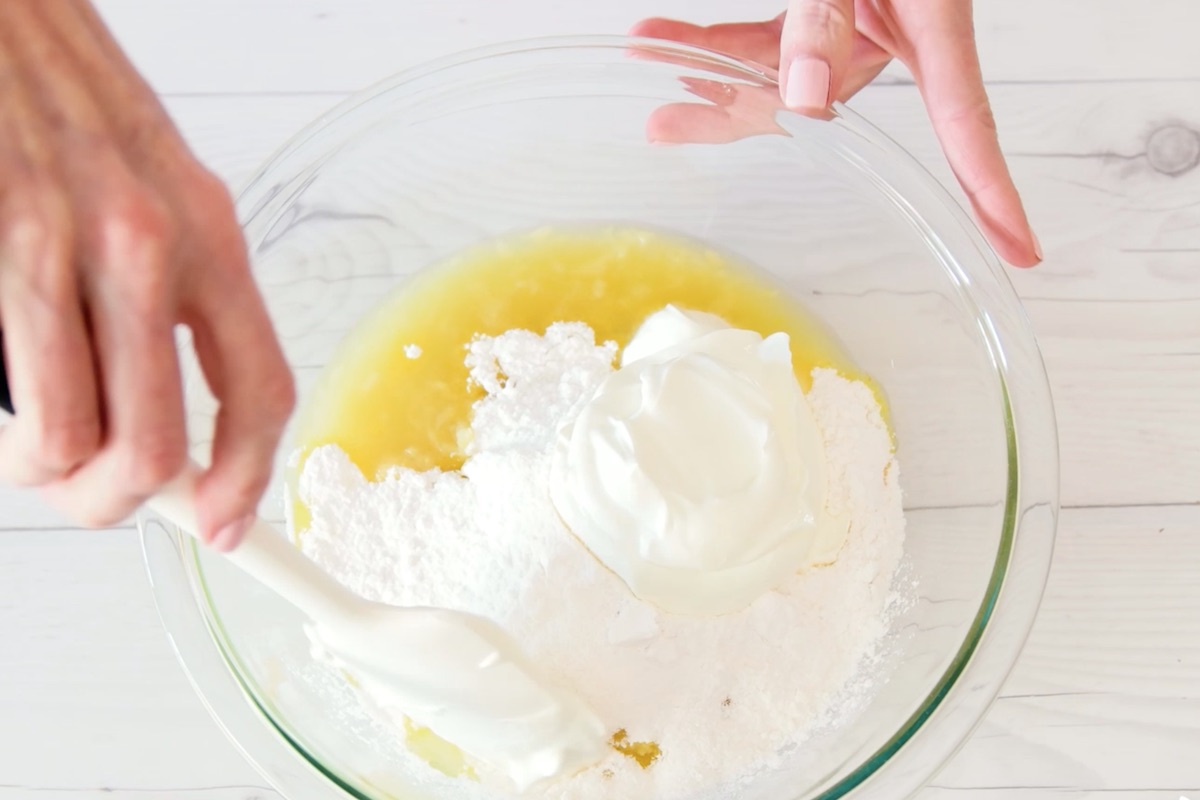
[785,58,831,111]
[1032,232,1044,262]
[211,514,254,552]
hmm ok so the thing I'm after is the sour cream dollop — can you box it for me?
[550,305,847,616]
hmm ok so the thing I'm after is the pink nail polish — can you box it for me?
[1032,232,1044,262]
[785,58,831,111]
[211,514,254,551]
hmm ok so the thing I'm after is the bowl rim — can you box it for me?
[142,33,1059,800]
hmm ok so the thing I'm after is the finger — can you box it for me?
[630,16,785,69]
[836,61,889,102]
[678,76,744,108]
[648,104,749,145]
[647,82,788,144]
[836,38,893,102]
[181,175,295,551]
[780,0,857,112]
[46,174,188,526]
[0,183,101,485]
[906,4,1040,266]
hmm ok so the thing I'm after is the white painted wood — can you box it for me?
[849,81,1200,302]
[0,532,266,795]
[2,2,1200,800]
[89,0,1200,95]
[933,505,1200,796]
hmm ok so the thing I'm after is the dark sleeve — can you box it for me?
[0,328,12,414]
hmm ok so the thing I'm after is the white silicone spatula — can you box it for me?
[158,465,606,788]
[0,341,607,791]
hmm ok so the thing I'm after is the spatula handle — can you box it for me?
[149,464,361,625]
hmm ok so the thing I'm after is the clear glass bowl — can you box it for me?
[140,36,1058,800]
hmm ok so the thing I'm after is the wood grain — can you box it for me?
[90,0,1200,96]
[0,532,264,794]
[934,505,1200,797]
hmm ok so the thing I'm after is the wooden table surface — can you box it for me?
[1,2,1198,799]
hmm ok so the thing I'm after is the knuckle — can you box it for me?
[976,101,999,133]
[34,415,102,472]
[0,186,71,277]
[69,507,102,528]
[0,448,46,488]
[1,209,56,263]
[120,102,179,154]
[94,187,175,270]
[189,166,237,213]
[91,190,177,313]
[184,167,248,267]
[260,368,297,423]
[932,98,996,132]
[2,469,38,489]
[795,0,853,37]
[76,504,128,529]
[41,481,135,529]
[120,432,187,493]
[230,468,272,512]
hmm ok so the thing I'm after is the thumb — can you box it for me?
[780,0,856,111]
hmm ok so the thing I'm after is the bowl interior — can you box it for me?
[154,38,1053,800]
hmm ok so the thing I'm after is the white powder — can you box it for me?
[404,344,422,359]
[298,322,906,799]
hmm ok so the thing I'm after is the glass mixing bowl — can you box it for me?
[140,36,1058,800]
